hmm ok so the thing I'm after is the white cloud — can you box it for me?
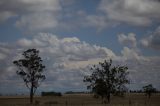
[0,52,6,60]
[120,47,147,61]
[0,0,89,32]
[141,26,160,50]
[0,0,61,30]
[116,31,160,89]
[61,37,80,43]
[117,32,148,61]
[0,11,17,23]
[0,46,10,54]
[0,0,62,13]
[125,57,160,89]
[17,33,116,61]
[99,0,160,26]
[0,0,160,31]
[19,0,62,12]
[118,33,137,48]
[16,13,59,30]
[0,33,116,92]
[0,33,160,93]
[121,47,139,60]
[0,46,11,60]
[17,39,32,47]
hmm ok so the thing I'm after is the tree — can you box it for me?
[143,84,156,98]
[13,49,45,104]
[83,59,129,103]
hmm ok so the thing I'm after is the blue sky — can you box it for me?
[0,0,160,94]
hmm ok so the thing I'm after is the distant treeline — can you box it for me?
[65,91,90,94]
[41,91,62,96]
[129,90,159,93]
[64,90,160,94]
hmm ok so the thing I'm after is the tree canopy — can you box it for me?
[143,84,156,98]
[84,59,129,103]
[13,49,45,104]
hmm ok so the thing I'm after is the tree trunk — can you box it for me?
[101,96,103,104]
[148,93,151,99]
[107,94,110,103]
[30,84,34,104]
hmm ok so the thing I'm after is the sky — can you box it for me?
[0,0,160,95]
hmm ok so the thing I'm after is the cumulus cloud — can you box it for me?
[0,33,160,93]
[120,47,147,61]
[16,33,116,76]
[99,0,160,26]
[116,31,160,89]
[1,0,160,32]
[117,32,149,61]
[0,0,100,31]
[0,0,61,30]
[141,26,160,50]
[0,52,6,60]
[122,57,160,89]
[118,33,137,48]
[0,0,90,31]
[0,11,17,23]
[16,13,59,30]
[0,33,116,93]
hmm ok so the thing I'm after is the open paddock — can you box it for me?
[0,93,160,106]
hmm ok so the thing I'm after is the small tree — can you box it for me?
[13,49,45,104]
[143,84,156,98]
[83,59,129,103]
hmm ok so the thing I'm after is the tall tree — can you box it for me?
[143,84,156,98]
[13,49,45,104]
[84,59,129,103]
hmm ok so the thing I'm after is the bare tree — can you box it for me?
[84,59,129,103]
[143,84,156,98]
[13,49,45,104]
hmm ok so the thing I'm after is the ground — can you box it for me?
[0,93,160,106]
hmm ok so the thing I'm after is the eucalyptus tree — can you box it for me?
[143,84,156,98]
[84,59,129,103]
[13,49,46,104]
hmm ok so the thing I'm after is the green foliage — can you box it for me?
[143,84,156,98]
[83,59,129,103]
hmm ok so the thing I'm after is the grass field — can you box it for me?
[0,93,160,106]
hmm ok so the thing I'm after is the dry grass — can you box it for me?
[0,93,160,106]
